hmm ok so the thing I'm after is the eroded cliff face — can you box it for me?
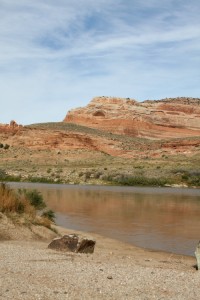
[0,97,199,163]
[0,106,199,186]
[64,97,200,139]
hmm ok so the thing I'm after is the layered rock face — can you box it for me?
[64,97,200,139]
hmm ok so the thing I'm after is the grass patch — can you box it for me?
[0,183,35,215]
[172,169,200,187]
[0,169,21,182]
[0,169,61,184]
[0,183,56,229]
[27,176,62,184]
[103,174,170,187]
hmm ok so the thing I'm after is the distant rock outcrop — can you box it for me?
[0,120,23,133]
[9,120,19,128]
[64,97,200,139]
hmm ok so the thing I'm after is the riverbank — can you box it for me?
[0,224,199,300]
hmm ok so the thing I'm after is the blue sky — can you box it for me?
[0,0,200,124]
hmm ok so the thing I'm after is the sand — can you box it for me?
[0,225,199,300]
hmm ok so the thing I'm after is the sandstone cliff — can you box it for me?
[64,97,200,139]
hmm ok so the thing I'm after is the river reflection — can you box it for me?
[9,183,200,256]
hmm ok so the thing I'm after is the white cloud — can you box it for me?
[0,0,200,124]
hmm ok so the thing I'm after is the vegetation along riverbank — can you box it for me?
[0,123,199,187]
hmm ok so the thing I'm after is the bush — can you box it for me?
[41,210,55,223]
[27,176,56,183]
[0,183,35,215]
[94,171,103,179]
[84,171,92,179]
[176,169,200,187]
[19,189,46,210]
[186,174,200,186]
[0,184,56,230]
[4,144,10,150]
[0,170,21,182]
[103,174,169,187]
[0,169,7,180]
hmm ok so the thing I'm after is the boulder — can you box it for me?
[48,234,96,254]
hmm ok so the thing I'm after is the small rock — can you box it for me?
[107,276,113,279]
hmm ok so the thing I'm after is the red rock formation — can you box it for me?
[9,120,20,129]
[0,121,23,133]
[63,97,200,139]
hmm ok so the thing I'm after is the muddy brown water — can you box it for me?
[9,182,200,256]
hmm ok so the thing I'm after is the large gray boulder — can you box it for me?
[48,234,96,254]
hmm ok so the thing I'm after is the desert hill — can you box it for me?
[0,96,200,186]
[64,96,200,139]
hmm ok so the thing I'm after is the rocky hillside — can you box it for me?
[64,97,200,139]
[0,97,200,186]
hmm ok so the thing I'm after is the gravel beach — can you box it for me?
[0,225,199,300]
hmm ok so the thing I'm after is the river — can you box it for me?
[9,182,200,256]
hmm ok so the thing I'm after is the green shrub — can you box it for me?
[0,169,7,180]
[0,184,56,230]
[187,175,200,186]
[27,176,56,183]
[41,210,55,223]
[176,170,200,187]
[182,174,189,180]
[103,174,169,187]
[85,171,92,179]
[19,189,46,210]
[0,169,21,182]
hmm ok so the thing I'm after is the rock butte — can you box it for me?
[64,96,200,139]
[0,120,22,133]
[0,97,200,159]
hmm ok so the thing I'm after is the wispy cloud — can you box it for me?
[0,0,200,124]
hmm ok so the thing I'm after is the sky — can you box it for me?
[0,0,200,125]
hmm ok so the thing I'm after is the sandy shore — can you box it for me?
[0,225,199,300]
